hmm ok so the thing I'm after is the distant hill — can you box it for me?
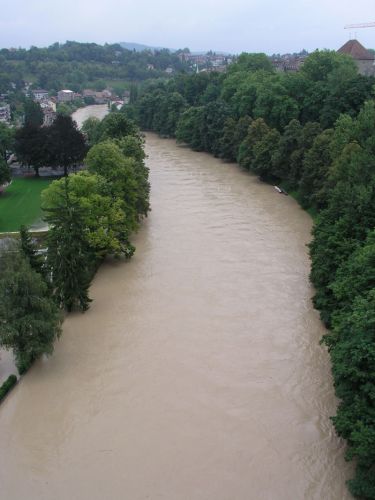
[119,42,175,52]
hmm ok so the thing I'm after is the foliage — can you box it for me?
[238,118,270,171]
[81,116,101,147]
[20,225,45,278]
[176,106,205,150]
[44,182,94,312]
[227,52,274,74]
[98,111,139,140]
[47,114,87,176]
[299,128,334,209]
[24,99,44,127]
[14,124,49,176]
[42,172,134,258]
[85,140,141,229]
[0,240,61,371]
[0,157,11,185]
[0,375,17,402]
[0,122,15,160]
[114,135,150,216]
[0,41,190,95]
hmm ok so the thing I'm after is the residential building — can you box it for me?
[40,100,57,126]
[83,88,112,104]
[83,89,97,99]
[57,89,74,102]
[271,56,305,73]
[32,89,49,101]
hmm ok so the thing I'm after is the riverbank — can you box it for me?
[0,104,111,394]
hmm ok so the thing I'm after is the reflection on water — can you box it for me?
[0,133,352,499]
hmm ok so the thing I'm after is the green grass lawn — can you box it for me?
[0,178,52,233]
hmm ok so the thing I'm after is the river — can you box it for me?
[72,104,109,128]
[0,134,352,499]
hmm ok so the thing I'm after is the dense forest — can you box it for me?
[123,51,375,499]
[0,41,189,94]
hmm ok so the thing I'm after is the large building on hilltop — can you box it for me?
[337,39,375,76]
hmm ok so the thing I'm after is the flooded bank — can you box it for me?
[0,134,352,499]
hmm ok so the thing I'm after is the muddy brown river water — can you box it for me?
[0,133,352,499]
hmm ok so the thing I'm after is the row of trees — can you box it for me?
[125,51,375,498]
[15,112,87,176]
[0,112,150,374]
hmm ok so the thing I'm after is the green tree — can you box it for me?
[299,128,334,209]
[0,122,15,161]
[42,172,135,258]
[14,124,49,176]
[227,53,274,74]
[176,106,204,150]
[288,121,322,188]
[301,50,357,82]
[251,128,281,179]
[0,241,61,373]
[115,135,150,217]
[47,114,87,176]
[200,100,230,156]
[238,118,269,171]
[99,112,139,140]
[85,140,140,229]
[81,116,101,147]
[271,119,303,181]
[219,117,238,161]
[326,280,375,498]
[310,142,375,324]
[0,157,11,186]
[24,99,44,127]
[254,83,299,130]
[44,182,93,312]
[19,225,46,279]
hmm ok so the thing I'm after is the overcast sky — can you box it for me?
[1,0,374,54]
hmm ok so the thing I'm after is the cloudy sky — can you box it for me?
[1,0,374,54]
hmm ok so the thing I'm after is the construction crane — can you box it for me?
[344,22,375,29]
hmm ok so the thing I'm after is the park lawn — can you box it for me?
[0,178,52,233]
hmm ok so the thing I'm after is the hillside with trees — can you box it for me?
[0,41,189,96]
[123,50,375,499]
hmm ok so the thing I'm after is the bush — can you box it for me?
[0,374,17,402]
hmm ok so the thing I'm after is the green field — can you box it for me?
[0,178,52,233]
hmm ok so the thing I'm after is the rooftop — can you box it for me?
[337,39,374,61]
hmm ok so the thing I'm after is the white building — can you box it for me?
[32,89,49,101]
[57,89,74,102]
